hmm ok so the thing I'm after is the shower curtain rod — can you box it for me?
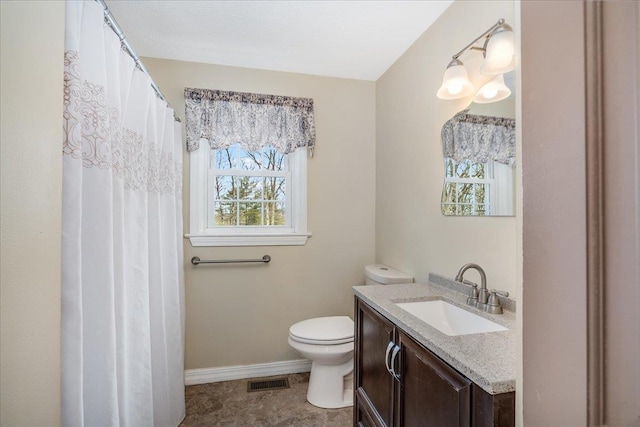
[95,0,181,122]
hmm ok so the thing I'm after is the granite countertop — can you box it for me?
[352,277,516,395]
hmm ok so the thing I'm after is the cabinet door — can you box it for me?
[396,331,471,427]
[355,388,380,427]
[355,298,396,427]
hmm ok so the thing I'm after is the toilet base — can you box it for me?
[306,359,354,409]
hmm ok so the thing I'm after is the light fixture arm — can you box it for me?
[450,19,505,62]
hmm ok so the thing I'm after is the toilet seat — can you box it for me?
[289,316,354,345]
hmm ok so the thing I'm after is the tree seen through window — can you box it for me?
[211,144,287,227]
[441,158,492,216]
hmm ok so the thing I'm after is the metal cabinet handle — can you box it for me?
[390,345,401,381]
[385,341,394,375]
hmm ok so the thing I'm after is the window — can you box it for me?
[188,142,309,246]
[441,158,514,216]
[210,145,288,227]
[184,87,316,246]
[441,158,493,216]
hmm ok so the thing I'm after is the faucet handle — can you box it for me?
[461,280,479,306]
[490,289,509,298]
[485,289,509,314]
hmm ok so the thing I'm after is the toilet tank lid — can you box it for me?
[289,316,354,342]
[364,264,413,284]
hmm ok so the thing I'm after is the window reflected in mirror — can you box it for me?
[440,110,515,217]
[440,71,515,217]
[441,158,514,216]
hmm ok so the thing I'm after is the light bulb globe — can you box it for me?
[473,74,512,104]
[482,88,498,99]
[437,61,475,100]
[481,25,515,75]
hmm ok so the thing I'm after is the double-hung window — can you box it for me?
[210,144,289,228]
[441,158,494,216]
[184,88,314,246]
[441,158,514,216]
[187,142,308,246]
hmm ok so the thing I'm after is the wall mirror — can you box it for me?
[441,72,516,216]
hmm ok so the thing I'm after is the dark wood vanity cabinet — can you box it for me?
[354,297,514,427]
[355,299,396,426]
[396,330,472,426]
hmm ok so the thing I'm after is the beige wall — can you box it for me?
[0,1,65,426]
[602,2,640,423]
[514,2,524,424]
[520,1,640,425]
[514,1,524,425]
[521,1,587,424]
[375,0,518,294]
[143,58,376,369]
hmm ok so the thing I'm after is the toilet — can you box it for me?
[288,264,413,408]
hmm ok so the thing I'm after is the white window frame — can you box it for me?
[442,158,494,216]
[186,142,310,247]
[441,158,515,216]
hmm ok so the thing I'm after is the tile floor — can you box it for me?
[180,373,353,426]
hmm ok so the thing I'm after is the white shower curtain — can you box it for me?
[62,1,185,426]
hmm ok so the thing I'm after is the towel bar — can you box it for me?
[191,255,271,265]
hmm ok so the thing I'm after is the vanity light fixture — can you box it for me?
[480,22,516,75]
[437,18,515,100]
[473,74,511,104]
[436,58,475,99]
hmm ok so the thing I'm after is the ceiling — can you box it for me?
[105,1,453,81]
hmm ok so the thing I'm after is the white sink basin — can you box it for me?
[395,300,508,336]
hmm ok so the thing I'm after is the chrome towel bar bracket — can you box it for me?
[191,255,271,265]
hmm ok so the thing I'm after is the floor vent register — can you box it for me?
[247,377,290,392]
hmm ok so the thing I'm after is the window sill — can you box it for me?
[185,233,312,247]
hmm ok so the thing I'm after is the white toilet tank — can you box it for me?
[364,264,413,286]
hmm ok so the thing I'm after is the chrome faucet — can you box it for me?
[455,263,489,308]
[455,263,509,314]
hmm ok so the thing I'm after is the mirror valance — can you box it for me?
[441,110,515,165]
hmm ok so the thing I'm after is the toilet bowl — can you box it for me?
[288,264,413,409]
[288,316,354,409]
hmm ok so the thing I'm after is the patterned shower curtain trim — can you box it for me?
[63,50,182,194]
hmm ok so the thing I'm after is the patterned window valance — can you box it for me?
[184,88,316,155]
[441,110,516,165]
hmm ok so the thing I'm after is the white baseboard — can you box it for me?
[184,359,312,386]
